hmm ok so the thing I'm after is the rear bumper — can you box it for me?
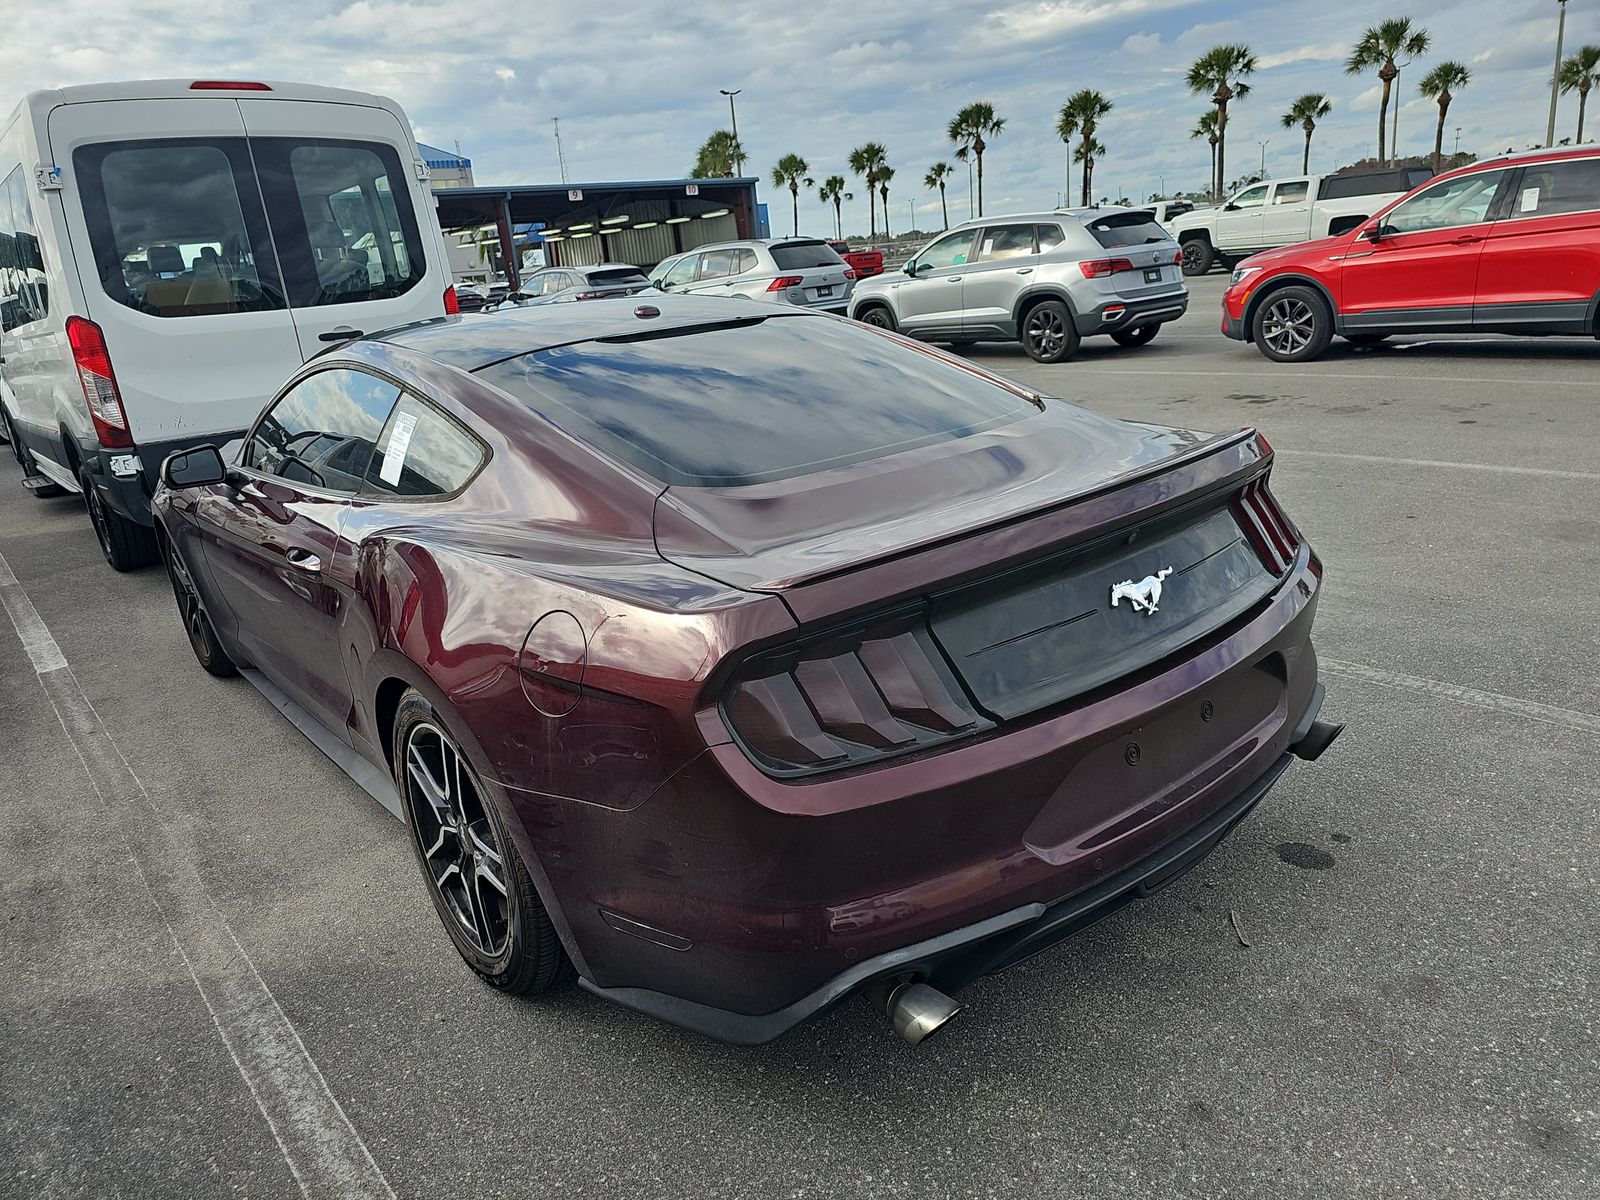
[1076,290,1189,336]
[582,683,1333,1044]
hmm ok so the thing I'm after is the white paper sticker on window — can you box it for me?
[1520,186,1541,213]
[380,411,418,485]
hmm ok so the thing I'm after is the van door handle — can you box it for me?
[284,548,322,572]
[318,327,363,342]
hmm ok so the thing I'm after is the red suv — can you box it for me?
[1222,147,1600,361]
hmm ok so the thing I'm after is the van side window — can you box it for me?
[0,167,50,330]
[245,369,399,492]
[73,140,284,319]
[362,393,485,498]
[254,140,426,309]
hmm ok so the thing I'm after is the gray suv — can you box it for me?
[649,238,854,314]
[847,209,1188,363]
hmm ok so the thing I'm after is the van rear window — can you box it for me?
[74,139,286,318]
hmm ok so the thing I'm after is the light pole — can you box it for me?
[907,200,914,234]
[719,89,743,173]
[1546,0,1568,147]
[1256,139,1270,177]
[1454,127,1462,157]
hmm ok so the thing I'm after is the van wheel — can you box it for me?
[81,468,157,571]
[1021,300,1080,363]
[1252,287,1335,363]
[856,304,897,331]
[1111,323,1161,348]
[1180,239,1214,276]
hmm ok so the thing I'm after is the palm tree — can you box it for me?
[771,154,814,238]
[924,162,954,230]
[1559,46,1600,143]
[1346,18,1431,167]
[690,130,744,179]
[1281,93,1333,174]
[877,164,894,239]
[1056,90,1114,207]
[1189,110,1220,199]
[1073,136,1106,204]
[947,102,1005,217]
[1418,63,1470,172]
[848,142,888,240]
[1186,45,1256,200]
[817,175,851,239]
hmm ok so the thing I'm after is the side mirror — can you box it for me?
[161,444,227,489]
[1357,224,1382,243]
[903,261,920,276]
[1223,202,1239,212]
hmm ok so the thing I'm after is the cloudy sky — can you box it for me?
[3,0,1590,235]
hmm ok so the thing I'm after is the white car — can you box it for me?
[1168,167,1435,275]
[0,78,456,570]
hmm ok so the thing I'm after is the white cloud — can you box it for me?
[494,67,516,83]
[1258,41,1347,70]
[1122,32,1162,54]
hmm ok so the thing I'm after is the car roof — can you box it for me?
[372,294,814,372]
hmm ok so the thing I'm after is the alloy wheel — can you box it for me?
[404,723,511,957]
[1260,297,1318,356]
[1025,307,1066,357]
[859,307,894,328]
[84,480,114,561]
[163,541,212,660]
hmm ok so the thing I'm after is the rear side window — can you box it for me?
[769,241,844,270]
[975,224,1036,261]
[363,393,484,497]
[1,166,50,330]
[73,139,284,318]
[1035,224,1065,253]
[698,249,741,279]
[253,139,426,309]
[245,368,399,491]
[1514,158,1600,217]
[1086,213,1173,248]
[478,314,1038,488]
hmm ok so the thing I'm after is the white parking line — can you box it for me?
[0,549,396,1200]
[1065,366,1599,388]
[1322,658,1600,735]
[1281,449,1600,482]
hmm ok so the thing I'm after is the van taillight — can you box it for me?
[65,317,133,450]
[443,286,460,315]
[189,80,272,90]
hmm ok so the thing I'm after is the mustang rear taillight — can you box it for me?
[1079,257,1135,279]
[1234,475,1302,574]
[65,316,133,449]
[723,614,983,775]
[766,275,805,291]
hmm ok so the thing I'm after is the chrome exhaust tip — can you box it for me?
[1291,718,1345,762]
[885,982,962,1046]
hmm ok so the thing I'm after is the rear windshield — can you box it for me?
[586,268,648,285]
[477,315,1037,487]
[769,242,844,270]
[1086,213,1173,249]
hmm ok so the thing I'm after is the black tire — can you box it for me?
[160,529,237,678]
[1020,299,1080,363]
[1250,285,1336,363]
[393,691,572,996]
[855,304,898,331]
[1110,323,1161,348]
[1342,332,1391,346]
[81,467,157,571]
[1180,238,1214,276]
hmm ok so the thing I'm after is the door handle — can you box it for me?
[1453,234,1481,245]
[1015,267,1033,274]
[318,327,364,343]
[947,276,963,282]
[284,548,322,572]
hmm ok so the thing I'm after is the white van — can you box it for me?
[0,79,458,569]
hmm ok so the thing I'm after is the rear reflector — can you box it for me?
[766,275,805,291]
[65,317,133,450]
[189,80,272,90]
[443,285,460,315]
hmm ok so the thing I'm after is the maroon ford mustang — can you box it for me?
[152,296,1340,1045]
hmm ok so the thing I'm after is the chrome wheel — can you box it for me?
[1260,297,1318,356]
[404,723,511,957]
[1025,307,1066,357]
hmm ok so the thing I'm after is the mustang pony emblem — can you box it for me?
[1109,567,1174,615]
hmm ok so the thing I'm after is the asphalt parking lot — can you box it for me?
[3,272,1597,1199]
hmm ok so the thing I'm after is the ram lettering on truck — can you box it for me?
[1170,167,1434,275]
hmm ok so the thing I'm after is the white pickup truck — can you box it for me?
[1170,167,1434,275]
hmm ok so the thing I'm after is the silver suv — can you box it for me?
[847,209,1188,362]
[649,238,854,314]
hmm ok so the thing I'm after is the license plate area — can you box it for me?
[1144,267,1163,283]
[816,285,834,297]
